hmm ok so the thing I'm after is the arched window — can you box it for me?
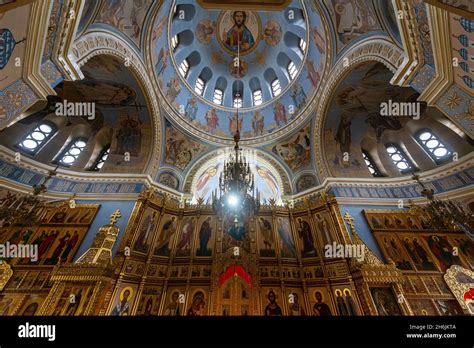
[90,146,110,171]
[213,88,223,105]
[178,59,189,78]
[233,93,243,108]
[416,129,451,162]
[57,138,87,167]
[287,61,298,80]
[362,151,382,177]
[299,38,307,53]
[271,78,281,97]
[171,35,179,51]
[194,77,205,96]
[18,122,56,154]
[385,144,414,173]
[252,89,263,106]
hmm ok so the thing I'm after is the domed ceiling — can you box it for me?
[151,0,328,144]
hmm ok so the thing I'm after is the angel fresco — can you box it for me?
[256,165,279,198]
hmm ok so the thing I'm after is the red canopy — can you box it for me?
[218,265,252,287]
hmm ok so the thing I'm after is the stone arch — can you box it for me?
[71,31,163,177]
[182,147,293,200]
[313,37,404,181]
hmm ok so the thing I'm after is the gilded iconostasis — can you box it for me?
[0,0,473,328]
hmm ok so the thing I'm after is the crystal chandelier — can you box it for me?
[409,173,474,238]
[212,40,259,215]
[212,128,260,215]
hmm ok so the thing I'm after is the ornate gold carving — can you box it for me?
[344,212,403,282]
[75,210,122,266]
[0,260,13,291]
[444,265,474,314]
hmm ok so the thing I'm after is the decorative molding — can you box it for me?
[52,0,86,81]
[390,0,425,87]
[22,0,56,98]
[182,147,293,196]
[71,30,163,176]
[418,3,453,105]
[313,37,404,180]
[293,151,473,202]
[143,0,334,147]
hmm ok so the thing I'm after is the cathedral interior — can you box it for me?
[0,0,473,319]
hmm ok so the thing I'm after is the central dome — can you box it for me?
[151,0,327,142]
[169,2,308,111]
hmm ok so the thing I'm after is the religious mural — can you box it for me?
[262,288,283,316]
[153,214,178,257]
[175,217,196,257]
[0,203,99,266]
[295,217,318,258]
[257,216,276,257]
[95,0,153,46]
[222,212,251,253]
[275,216,296,258]
[164,120,209,170]
[136,286,162,315]
[310,288,334,316]
[191,155,282,205]
[133,208,158,254]
[187,289,208,316]
[364,209,473,272]
[323,62,442,177]
[109,283,138,316]
[370,287,402,315]
[327,0,381,51]
[217,10,261,55]
[151,1,327,140]
[158,172,180,190]
[296,174,317,192]
[271,125,311,172]
[196,216,215,257]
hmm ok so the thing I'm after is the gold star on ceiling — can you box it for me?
[445,92,462,110]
